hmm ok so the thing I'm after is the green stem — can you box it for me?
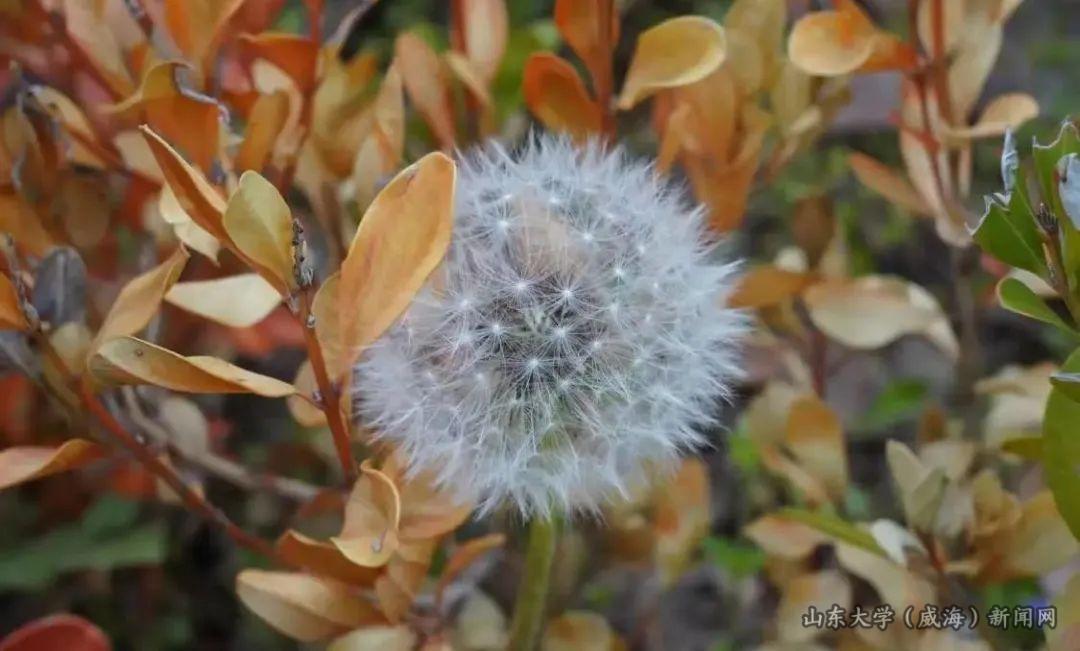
[507,516,559,651]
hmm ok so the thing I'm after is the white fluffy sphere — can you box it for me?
[354,135,745,517]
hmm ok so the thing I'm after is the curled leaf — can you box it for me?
[787,4,876,76]
[236,570,383,642]
[332,465,402,568]
[617,16,727,110]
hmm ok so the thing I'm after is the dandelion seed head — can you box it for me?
[355,134,746,517]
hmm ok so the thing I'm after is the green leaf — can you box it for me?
[702,536,766,579]
[858,378,928,431]
[776,508,885,557]
[972,197,1046,275]
[0,496,164,590]
[1043,347,1080,541]
[1001,436,1044,461]
[997,277,1079,337]
[1032,121,1080,217]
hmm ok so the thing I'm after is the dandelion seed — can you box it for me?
[355,134,745,517]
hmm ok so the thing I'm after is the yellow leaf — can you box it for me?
[785,396,848,501]
[223,171,296,294]
[90,246,189,353]
[164,274,281,328]
[332,464,402,568]
[60,0,133,97]
[542,611,623,651]
[312,272,347,381]
[157,185,221,262]
[327,626,417,651]
[995,491,1079,580]
[286,361,327,428]
[235,569,383,642]
[0,439,102,491]
[0,273,28,331]
[236,91,290,172]
[849,152,930,215]
[617,16,727,110]
[523,54,603,142]
[339,152,455,361]
[275,530,379,586]
[88,336,296,397]
[945,93,1039,141]
[724,0,786,85]
[787,5,877,76]
[395,32,456,150]
[140,126,228,243]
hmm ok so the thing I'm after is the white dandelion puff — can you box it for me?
[354,134,746,518]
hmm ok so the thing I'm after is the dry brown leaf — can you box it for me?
[803,276,958,357]
[59,174,111,248]
[0,194,54,257]
[788,5,877,76]
[240,33,320,93]
[163,0,246,68]
[445,51,493,108]
[108,62,223,171]
[453,591,508,651]
[617,16,727,110]
[744,514,828,559]
[276,530,380,586]
[0,439,103,491]
[777,571,851,642]
[88,336,296,397]
[286,361,327,427]
[339,152,455,363]
[165,273,281,328]
[235,569,383,642]
[849,152,930,215]
[332,464,402,567]
[223,171,295,294]
[90,245,189,353]
[0,273,28,331]
[653,458,711,585]
[60,0,133,98]
[724,0,786,85]
[990,491,1079,580]
[25,86,105,169]
[395,32,456,150]
[523,54,602,142]
[542,611,623,651]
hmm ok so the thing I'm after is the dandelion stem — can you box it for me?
[507,515,559,651]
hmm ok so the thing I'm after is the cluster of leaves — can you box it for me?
[0,0,1076,650]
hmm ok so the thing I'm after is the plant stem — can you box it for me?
[298,289,358,484]
[507,516,559,651]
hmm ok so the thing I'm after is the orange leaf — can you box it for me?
[108,62,223,171]
[849,152,930,215]
[0,273,28,331]
[60,0,133,98]
[140,126,228,242]
[554,0,619,92]
[88,336,297,397]
[332,464,402,568]
[240,33,320,93]
[276,530,380,586]
[89,245,189,353]
[617,16,727,110]
[787,5,877,76]
[236,570,384,642]
[395,33,455,150]
[338,152,455,361]
[236,90,289,172]
[523,54,602,142]
[0,613,111,651]
[727,265,815,309]
[163,0,246,69]
[0,439,103,491]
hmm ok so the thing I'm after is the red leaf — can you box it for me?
[0,614,111,651]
